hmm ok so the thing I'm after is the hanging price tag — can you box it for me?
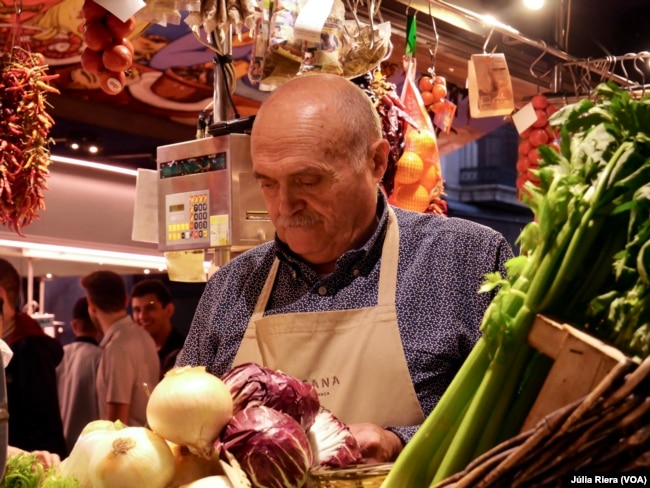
[467,53,515,118]
[294,0,335,43]
[94,0,145,22]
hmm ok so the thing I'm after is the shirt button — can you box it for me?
[352,269,360,276]
[318,286,327,296]
[292,271,297,279]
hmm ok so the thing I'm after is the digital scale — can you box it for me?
[156,132,275,253]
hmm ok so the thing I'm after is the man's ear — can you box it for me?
[86,297,98,316]
[164,302,175,319]
[369,139,390,183]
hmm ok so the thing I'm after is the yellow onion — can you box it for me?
[89,427,175,488]
[146,366,234,457]
[168,442,224,487]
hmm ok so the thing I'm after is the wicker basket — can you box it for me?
[308,463,393,488]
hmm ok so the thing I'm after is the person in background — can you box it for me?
[0,259,68,459]
[56,296,102,452]
[0,302,61,469]
[80,271,159,426]
[177,74,513,464]
[131,279,185,377]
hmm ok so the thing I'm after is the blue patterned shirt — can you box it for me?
[177,193,513,443]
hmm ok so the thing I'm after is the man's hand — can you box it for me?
[348,423,403,464]
[32,450,61,469]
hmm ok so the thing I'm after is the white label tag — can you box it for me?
[95,0,145,22]
[512,102,538,134]
[294,0,335,43]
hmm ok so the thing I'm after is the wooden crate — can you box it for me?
[520,314,628,432]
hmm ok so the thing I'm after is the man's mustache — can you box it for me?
[276,213,323,227]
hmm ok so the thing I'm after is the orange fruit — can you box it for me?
[404,129,438,161]
[394,151,424,185]
[393,183,430,212]
[420,90,435,107]
[430,101,446,114]
[432,83,447,101]
[418,76,434,92]
[419,163,442,193]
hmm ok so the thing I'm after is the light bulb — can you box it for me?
[523,0,544,9]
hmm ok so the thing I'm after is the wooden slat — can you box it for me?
[521,315,628,432]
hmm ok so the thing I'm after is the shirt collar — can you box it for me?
[273,190,390,280]
[99,315,132,347]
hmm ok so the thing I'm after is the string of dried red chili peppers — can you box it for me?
[0,47,59,236]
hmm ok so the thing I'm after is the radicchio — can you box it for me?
[307,409,362,468]
[221,362,320,430]
[219,406,313,488]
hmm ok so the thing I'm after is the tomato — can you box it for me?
[431,84,447,101]
[547,141,560,153]
[98,70,126,94]
[120,37,135,56]
[520,127,532,138]
[546,125,558,142]
[83,20,114,51]
[516,174,528,190]
[531,94,548,110]
[532,109,548,128]
[102,43,133,72]
[516,157,530,173]
[433,75,446,86]
[518,138,532,156]
[80,47,103,74]
[545,103,559,117]
[82,0,109,21]
[420,90,435,107]
[527,147,541,166]
[528,128,549,147]
[418,76,434,93]
[106,14,136,39]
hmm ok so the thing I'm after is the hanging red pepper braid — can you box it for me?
[0,47,59,236]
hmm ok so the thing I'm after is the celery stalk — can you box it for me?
[382,83,650,488]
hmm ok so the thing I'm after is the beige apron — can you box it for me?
[232,208,424,427]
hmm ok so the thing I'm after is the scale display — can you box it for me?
[165,190,210,245]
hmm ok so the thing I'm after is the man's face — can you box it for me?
[251,109,383,268]
[131,293,172,336]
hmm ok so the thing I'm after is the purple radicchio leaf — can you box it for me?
[219,406,314,488]
[221,362,320,430]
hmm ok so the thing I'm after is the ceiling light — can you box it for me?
[50,154,138,177]
[0,239,166,270]
[523,0,545,10]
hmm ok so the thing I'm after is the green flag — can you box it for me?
[405,12,417,56]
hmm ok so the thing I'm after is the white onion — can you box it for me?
[146,366,234,457]
[59,428,117,488]
[59,419,125,487]
[89,426,175,488]
[180,475,233,488]
[168,442,224,487]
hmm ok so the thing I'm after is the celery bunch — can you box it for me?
[382,82,650,487]
[1,453,80,488]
